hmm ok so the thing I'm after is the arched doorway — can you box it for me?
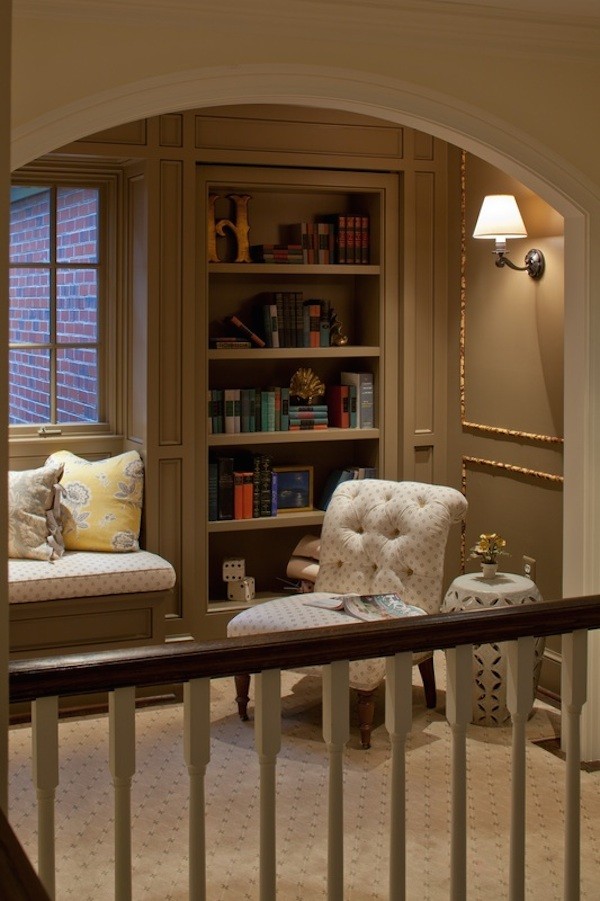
[10,65,600,759]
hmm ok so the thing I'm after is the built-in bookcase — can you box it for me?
[197,165,399,623]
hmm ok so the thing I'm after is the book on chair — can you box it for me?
[303,592,424,622]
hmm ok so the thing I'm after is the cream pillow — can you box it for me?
[46,450,144,552]
[8,463,65,561]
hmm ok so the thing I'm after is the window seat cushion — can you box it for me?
[8,550,176,604]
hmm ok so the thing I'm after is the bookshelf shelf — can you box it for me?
[208,428,379,447]
[199,164,398,612]
[208,263,380,276]
[208,510,326,533]
[208,346,381,361]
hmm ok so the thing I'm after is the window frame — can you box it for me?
[9,163,121,442]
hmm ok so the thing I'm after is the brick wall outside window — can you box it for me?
[9,186,100,425]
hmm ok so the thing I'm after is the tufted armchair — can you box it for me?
[228,479,467,747]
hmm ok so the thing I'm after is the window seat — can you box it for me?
[9,550,176,659]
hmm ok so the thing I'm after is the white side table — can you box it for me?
[442,572,545,726]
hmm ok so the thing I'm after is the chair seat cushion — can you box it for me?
[8,550,176,604]
[227,592,427,692]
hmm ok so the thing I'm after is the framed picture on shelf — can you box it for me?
[274,465,314,512]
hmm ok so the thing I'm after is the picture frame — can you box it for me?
[274,465,314,512]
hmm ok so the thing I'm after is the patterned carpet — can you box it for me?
[8,657,600,899]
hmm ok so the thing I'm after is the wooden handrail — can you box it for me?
[9,595,600,704]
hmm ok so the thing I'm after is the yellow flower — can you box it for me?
[469,532,509,563]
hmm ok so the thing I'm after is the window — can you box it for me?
[9,183,105,429]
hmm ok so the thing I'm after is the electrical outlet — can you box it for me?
[523,555,537,583]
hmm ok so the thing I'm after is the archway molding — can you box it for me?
[10,63,600,758]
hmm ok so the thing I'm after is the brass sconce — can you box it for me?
[473,194,545,279]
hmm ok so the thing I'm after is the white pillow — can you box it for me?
[8,463,65,561]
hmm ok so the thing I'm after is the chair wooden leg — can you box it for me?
[234,673,251,721]
[418,656,437,709]
[356,689,376,749]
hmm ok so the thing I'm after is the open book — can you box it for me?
[303,592,424,622]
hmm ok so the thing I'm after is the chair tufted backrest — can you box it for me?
[314,479,467,615]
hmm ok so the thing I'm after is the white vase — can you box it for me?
[481,562,498,579]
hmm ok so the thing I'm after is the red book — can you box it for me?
[327,385,350,428]
[360,215,369,264]
[241,472,253,519]
[336,215,347,264]
[233,472,244,520]
[229,314,266,348]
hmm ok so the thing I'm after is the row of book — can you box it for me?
[260,293,331,348]
[209,454,276,521]
[208,374,374,434]
[284,216,370,265]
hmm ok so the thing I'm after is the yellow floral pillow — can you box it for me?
[46,450,144,552]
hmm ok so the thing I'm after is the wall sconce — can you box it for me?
[473,194,545,279]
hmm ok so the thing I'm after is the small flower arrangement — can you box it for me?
[469,533,509,564]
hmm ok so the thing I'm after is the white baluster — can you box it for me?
[385,652,413,901]
[562,630,587,901]
[184,678,211,901]
[255,668,281,901]
[445,645,473,901]
[109,686,136,901]
[322,660,350,901]
[32,695,59,899]
[505,636,536,901]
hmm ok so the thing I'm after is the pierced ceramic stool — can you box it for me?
[442,572,545,726]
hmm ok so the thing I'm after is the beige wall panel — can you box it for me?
[79,120,147,146]
[195,114,403,160]
[463,155,564,439]
[413,132,435,162]
[158,458,183,620]
[159,114,183,148]
[127,172,148,443]
[159,160,183,446]
[413,172,435,435]
[414,446,434,484]
[462,462,563,604]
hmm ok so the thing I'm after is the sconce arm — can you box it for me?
[494,248,545,279]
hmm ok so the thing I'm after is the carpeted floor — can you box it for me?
[8,656,600,899]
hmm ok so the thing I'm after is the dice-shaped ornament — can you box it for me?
[222,557,245,582]
[227,576,255,602]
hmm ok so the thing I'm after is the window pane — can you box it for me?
[57,187,99,263]
[57,348,99,423]
[9,268,50,344]
[57,268,98,343]
[10,186,51,264]
[9,348,50,424]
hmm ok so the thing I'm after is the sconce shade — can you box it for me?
[473,194,528,240]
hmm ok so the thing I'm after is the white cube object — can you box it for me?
[223,557,245,581]
[227,576,255,602]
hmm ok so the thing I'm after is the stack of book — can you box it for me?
[259,292,330,348]
[250,244,304,263]
[288,403,328,431]
[208,386,290,434]
[209,453,276,521]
